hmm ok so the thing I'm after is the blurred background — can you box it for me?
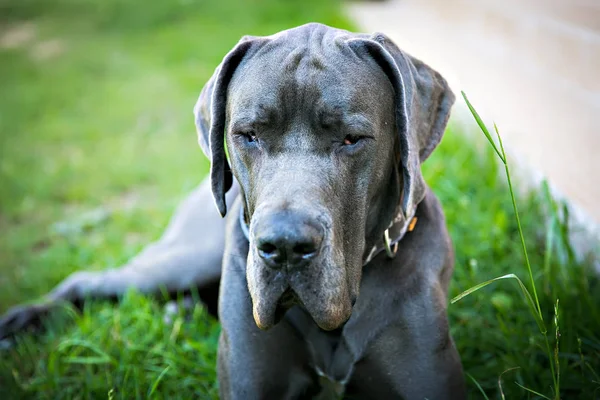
[0,0,598,398]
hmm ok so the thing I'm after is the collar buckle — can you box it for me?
[383,229,398,259]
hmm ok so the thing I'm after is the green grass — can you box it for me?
[0,0,599,398]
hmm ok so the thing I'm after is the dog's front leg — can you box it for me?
[347,290,466,400]
[0,179,234,339]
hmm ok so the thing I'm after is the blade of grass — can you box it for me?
[461,92,504,162]
[498,367,521,400]
[451,273,544,333]
[494,120,558,396]
[514,382,552,400]
[148,365,171,397]
[466,372,490,400]
[541,180,559,294]
[560,203,576,264]
[57,338,115,366]
[65,356,113,365]
[494,122,543,321]
[554,299,561,397]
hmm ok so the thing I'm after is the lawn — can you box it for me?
[0,0,598,398]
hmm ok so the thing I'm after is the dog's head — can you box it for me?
[194,23,454,331]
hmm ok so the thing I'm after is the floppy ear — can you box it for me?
[403,51,455,162]
[347,33,455,219]
[193,36,264,217]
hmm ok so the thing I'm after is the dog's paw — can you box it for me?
[0,303,49,341]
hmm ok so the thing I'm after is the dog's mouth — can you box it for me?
[248,239,355,331]
[273,287,303,325]
[269,282,353,331]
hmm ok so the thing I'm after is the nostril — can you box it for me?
[293,242,317,257]
[258,242,278,255]
[257,240,285,268]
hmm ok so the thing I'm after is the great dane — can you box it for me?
[0,23,466,399]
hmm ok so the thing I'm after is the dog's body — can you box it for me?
[0,24,466,399]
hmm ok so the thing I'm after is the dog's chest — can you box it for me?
[285,307,358,397]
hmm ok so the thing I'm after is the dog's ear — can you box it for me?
[347,33,455,219]
[193,36,264,217]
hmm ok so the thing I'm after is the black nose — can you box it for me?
[254,212,323,269]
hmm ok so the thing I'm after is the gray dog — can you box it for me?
[0,23,466,399]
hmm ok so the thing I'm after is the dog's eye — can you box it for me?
[343,135,361,146]
[237,131,257,143]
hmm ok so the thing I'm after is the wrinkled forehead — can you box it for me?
[227,36,394,128]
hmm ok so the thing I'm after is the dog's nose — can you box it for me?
[254,213,323,269]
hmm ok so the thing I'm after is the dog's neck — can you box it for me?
[237,204,417,266]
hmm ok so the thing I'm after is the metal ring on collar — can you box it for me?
[383,229,398,259]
